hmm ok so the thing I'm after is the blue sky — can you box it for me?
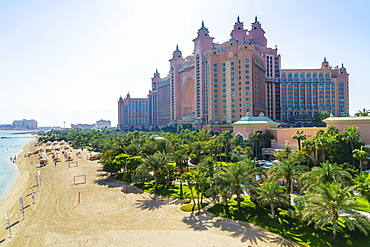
[0,0,369,127]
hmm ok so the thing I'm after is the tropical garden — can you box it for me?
[37,125,370,246]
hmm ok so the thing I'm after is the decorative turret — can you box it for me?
[248,16,267,47]
[170,44,184,61]
[193,20,214,54]
[230,16,248,44]
[321,57,329,69]
[153,69,160,78]
[339,63,348,75]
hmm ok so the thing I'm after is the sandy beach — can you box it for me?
[0,140,298,247]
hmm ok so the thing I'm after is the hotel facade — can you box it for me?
[118,16,349,130]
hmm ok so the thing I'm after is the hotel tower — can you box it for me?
[118,16,349,130]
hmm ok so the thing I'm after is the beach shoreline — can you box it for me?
[0,139,296,246]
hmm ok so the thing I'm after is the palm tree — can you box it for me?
[301,161,351,192]
[218,159,263,208]
[169,149,188,196]
[248,130,264,158]
[197,156,219,178]
[292,130,306,151]
[257,182,290,219]
[353,146,368,173]
[143,152,168,190]
[355,108,370,117]
[300,183,370,239]
[353,172,370,202]
[270,158,307,194]
[340,126,362,152]
[182,170,207,212]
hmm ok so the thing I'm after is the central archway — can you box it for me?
[182,78,195,117]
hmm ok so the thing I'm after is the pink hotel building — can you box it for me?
[118,16,349,130]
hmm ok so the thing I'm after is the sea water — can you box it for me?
[0,131,33,202]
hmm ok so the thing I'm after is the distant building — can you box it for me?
[71,124,96,129]
[118,93,149,130]
[118,16,349,129]
[12,119,38,130]
[96,119,111,129]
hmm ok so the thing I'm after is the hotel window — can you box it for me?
[306,73,311,77]
[223,105,227,108]
[214,64,218,67]
[223,100,226,103]
[222,63,226,66]
[300,73,304,77]
[222,73,226,77]
[231,67,235,71]
[294,74,298,78]
[245,76,250,79]
[245,59,249,62]
[231,78,235,81]
[222,89,226,92]
[246,103,250,106]
[245,81,250,84]
[245,70,249,73]
[313,73,317,77]
[231,83,235,86]
[214,89,218,93]
[246,98,250,101]
[223,110,226,113]
[214,95,218,98]
[214,79,218,82]
[245,64,250,68]
[222,68,226,72]
[214,115,219,118]
[214,100,218,103]
[223,115,227,119]
[214,110,218,113]
[231,62,235,65]
[214,105,218,108]
[214,69,218,72]
[214,84,218,87]
[214,74,218,77]
[231,72,235,76]
[222,79,226,82]
[246,87,250,90]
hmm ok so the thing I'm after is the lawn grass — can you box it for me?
[207,196,370,247]
[180,203,208,212]
[134,180,201,199]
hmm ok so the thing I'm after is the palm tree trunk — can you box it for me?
[236,188,241,208]
[271,203,276,219]
[189,187,196,212]
[154,173,158,190]
[179,162,183,196]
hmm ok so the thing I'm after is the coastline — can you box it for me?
[0,133,34,203]
[0,140,295,246]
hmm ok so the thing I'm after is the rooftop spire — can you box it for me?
[198,20,208,31]
[340,63,346,69]
[235,15,243,24]
[323,57,328,63]
[252,15,260,24]
[174,44,181,53]
[155,68,158,73]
